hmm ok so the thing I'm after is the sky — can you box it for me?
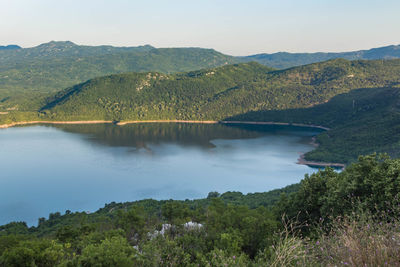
[1,0,400,56]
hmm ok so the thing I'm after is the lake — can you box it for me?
[0,123,323,226]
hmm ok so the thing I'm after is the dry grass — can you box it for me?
[260,208,400,266]
[310,210,400,267]
[256,216,316,267]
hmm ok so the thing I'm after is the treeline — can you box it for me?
[1,154,400,266]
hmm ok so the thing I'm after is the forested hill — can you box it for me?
[0,41,153,64]
[241,44,400,69]
[0,41,237,97]
[38,62,271,120]
[38,59,400,122]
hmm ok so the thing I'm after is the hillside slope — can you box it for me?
[38,62,271,120]
[39,59,400,122]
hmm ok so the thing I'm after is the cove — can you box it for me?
[0,123,323,226]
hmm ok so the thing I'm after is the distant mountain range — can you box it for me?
[239,44,400,68]
[0,41,236,97]
[0,45,21,50]
[1,41,400,98]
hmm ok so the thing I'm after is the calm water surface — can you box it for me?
[0,123,323,225]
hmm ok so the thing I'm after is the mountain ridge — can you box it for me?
[240,44,400,68]
[0,41,237,99]
[2,41,400,100]
[0,45,21,50]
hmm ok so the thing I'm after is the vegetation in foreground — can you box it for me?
[1,154,400,266]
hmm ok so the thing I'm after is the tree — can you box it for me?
[77,236,138,266]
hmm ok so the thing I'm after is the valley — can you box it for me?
[1,41,400,266]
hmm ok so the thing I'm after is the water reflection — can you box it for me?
[50,123,323,150]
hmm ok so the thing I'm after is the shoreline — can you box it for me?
[297,136,345,169]
[219,120,330,130]
[297,154,345,169]
[0,119,341,168]
[0,119,330,130]
[0,120,115,129]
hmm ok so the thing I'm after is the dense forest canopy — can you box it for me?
[36,59,400,122]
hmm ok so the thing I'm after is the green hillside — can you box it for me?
[37,62,271,120]
[38,59,400,122]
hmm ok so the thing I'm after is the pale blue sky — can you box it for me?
[1,0,399,55]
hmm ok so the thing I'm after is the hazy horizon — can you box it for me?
[2,40,400,57]
[2,0,400,56]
